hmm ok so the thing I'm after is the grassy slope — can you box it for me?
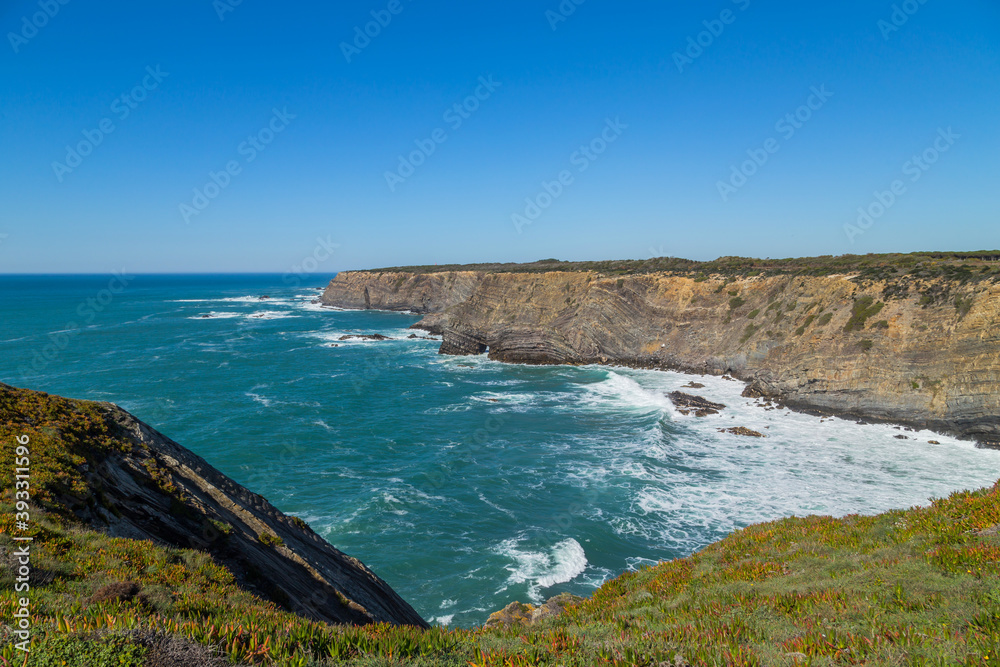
[2,387,1000,666]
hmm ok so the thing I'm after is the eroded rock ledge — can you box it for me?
[0,383,427,628]
[321,263,1000,447]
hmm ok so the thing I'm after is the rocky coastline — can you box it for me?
[321,255,1000,447]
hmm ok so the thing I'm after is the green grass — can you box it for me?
[259,532,284,548]
[28,634,149,667]
[4,386,1000,666]
[364,251,1000,282]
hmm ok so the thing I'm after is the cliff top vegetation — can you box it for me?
[366,251,1000,284]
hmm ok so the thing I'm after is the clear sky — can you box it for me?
[1,1,998,273]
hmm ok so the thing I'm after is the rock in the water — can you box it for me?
[683,381,705,389]
[339,334,392,341]
[718,426,767,438]
[669,392,726,417]
[741,379,776,399]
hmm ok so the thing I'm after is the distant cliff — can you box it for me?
[0,383,427,628]
[322,254,1000,447]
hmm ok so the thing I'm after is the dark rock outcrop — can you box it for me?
[719,427,767,438]
[668,392,726,417]
[0,383,427,628]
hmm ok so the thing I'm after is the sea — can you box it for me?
[2,274,998,627]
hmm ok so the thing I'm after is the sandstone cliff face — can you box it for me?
[321,271,485,315]
[322,270,1000,446]
[32,389,428,627]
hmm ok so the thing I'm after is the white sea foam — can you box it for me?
[245,310,299,321]
[478,493,517,520]
[189,311,242,320]
[537,539,588,588]
[298,302,419,315]
[470,391,538,412]
[174,295,296,306]
[223,296,287,304]
[246,391,272,408]
[578,370,675,414]
[557,365,1000,554]
[483,380,526,387]
[382,493,408,516]
[307,329,431,346]
[297,300,339,313]
[423,404,474,414]
[430,615,455,626]
[495,537,588,603]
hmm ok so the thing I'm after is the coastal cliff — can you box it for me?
[321,254,1000,446]
[0,382,427,629]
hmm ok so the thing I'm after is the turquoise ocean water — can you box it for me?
[2,274,999,627]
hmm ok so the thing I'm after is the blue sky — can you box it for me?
[1,0,998,273]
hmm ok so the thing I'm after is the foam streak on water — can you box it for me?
[1,275,998,628]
